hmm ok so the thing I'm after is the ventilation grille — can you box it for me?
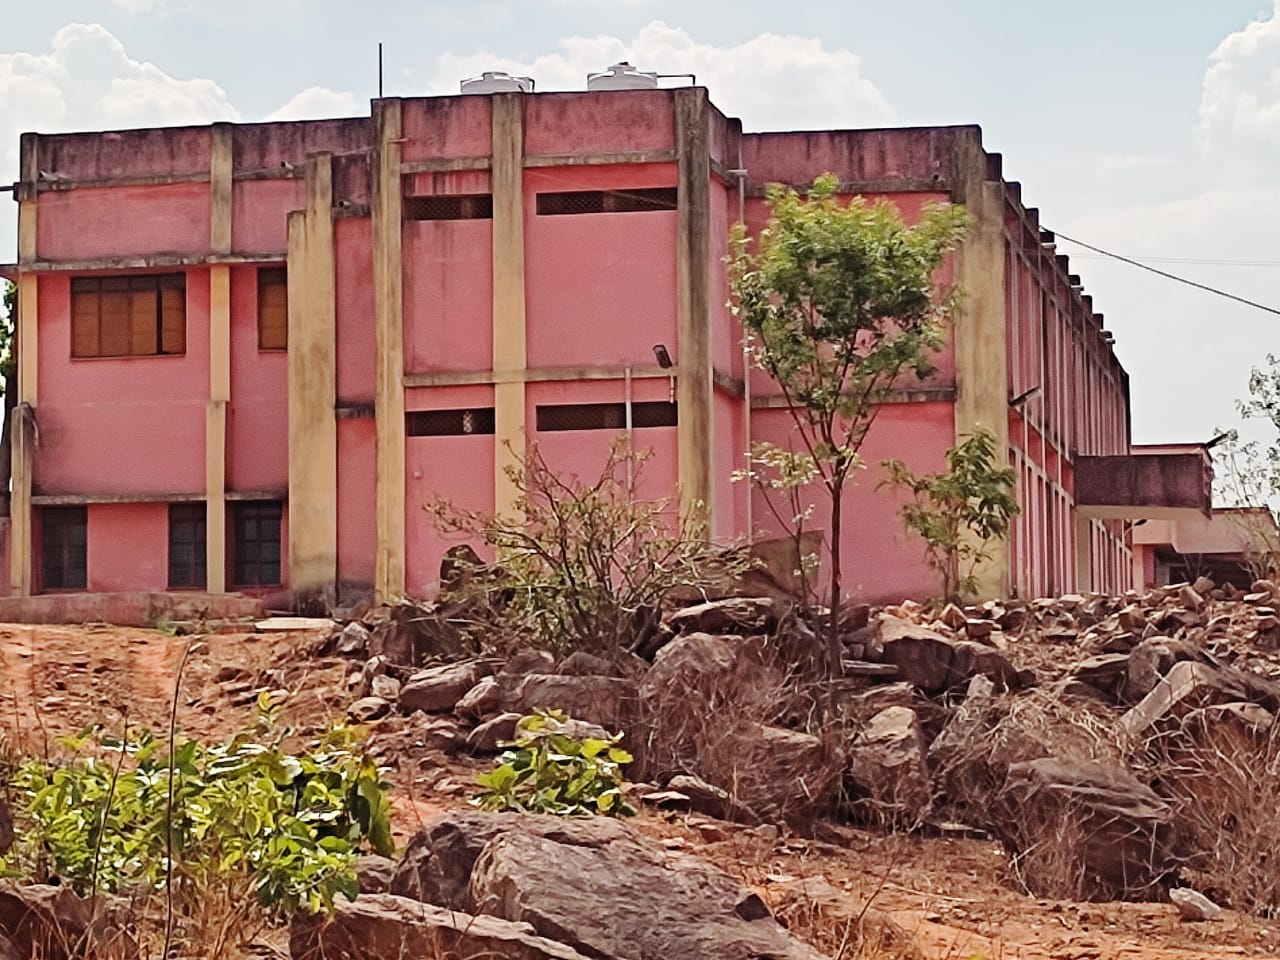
[407,408,496,436]
[536,401,677,432]
[536,187,677,216]
[404,194,494,221]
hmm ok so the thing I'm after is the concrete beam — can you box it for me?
[675,87,714,533]
[491,93,528,519]
[372,100,406,601]
[206,124,234,593]
[286,154,338,606]
[11,134,39,596]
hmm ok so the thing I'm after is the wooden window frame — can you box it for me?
[231,501,283,588]
[168,503,207,589]
[71,273,186,358]
[41,506,87,591]
[257,266,288,351]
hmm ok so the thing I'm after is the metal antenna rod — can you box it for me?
[378,42,384,98]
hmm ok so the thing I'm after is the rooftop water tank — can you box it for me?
[460,71,534,95]
[587,62,659,91]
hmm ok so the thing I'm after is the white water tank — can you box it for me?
[587,62,659,91]
[460,71,534,95]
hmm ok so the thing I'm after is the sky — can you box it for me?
[1,0,1278,448]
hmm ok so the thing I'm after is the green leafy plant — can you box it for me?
[429,439,749,656]
[729,173,970,670]
[4,695,392,919]
[472,710,636,817]
[881,427,1018,600]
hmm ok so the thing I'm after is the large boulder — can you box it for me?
[290,893,591,960]
[390,812,825,960]
[845,706,931,828]
[399,660,495,714]
[0,884,133,960]
[1119,660,1271,739]
[875,615,1021,693]
[504,674,638,730]
[666,597,778,636]
[990,757,1176,900]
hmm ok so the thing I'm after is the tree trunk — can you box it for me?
[826,485,843,677]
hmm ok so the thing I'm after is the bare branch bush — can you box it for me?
[428,439,751,659]
[1135,710,1280,918]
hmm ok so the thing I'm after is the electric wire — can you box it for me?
[1050,229,1280,317]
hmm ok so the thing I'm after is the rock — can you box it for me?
[458,813,826,960]
[876,614,1020,693]
[845,706,931,827]
[1192,575,1216,597]
[557,651,621,677]
[335,621,371,656]
[416,717,465,753]
[939,603,967,630]
[991,757,1176,900]
[0,800,11,856]
[369,674,401,701]
[350,655,388,699]
[355,855,397,894]
[290,892,592,960]
[1169,886,1222,921]
[1178,584,1206,612]
[1125,637,1200,702]
[666,597,777,636]
[964,618,996,641]
[400,660,494,714]
[1068,653,1130,700]
[505,674,637,730]
[467,713,523,753]
[502,650,557,676]
[642,774,759,822]
[349,696,391,723]
[456,676,504,720]
[740,725,839,821]
[0,884,131,960]
[1120,660,1250,739]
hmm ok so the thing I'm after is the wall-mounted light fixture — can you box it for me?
[653,344,675,402]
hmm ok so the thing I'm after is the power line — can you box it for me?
[1049,229,1280,317]
[1069,254,1280,267]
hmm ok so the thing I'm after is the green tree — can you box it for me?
[729,173,970,670]
[882,428,1018,601]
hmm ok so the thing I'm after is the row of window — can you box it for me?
[404,187,678,222]
[41,502,282,592]
[405,401,678,436]
[71,268,287,359]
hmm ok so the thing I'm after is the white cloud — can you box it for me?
[1094,153,1173,176]
[1198,0,1280,158]
[0,23,359,261]
[266,86,362,121]
[421,20,893,130]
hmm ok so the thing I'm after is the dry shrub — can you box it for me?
[930,686,1126,825]
[771,875,922,960]
[1138,707,1280,918]
[635,634,843,823]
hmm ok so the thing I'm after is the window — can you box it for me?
[536,401,677,432]
[257,267,288,351]
[404,194,493,221]
[71,274,186,358]
[536,188,677,216]
[406,408,496,436]
[232,502,283,587]
[168,504,207,589]
[41,507,87,591]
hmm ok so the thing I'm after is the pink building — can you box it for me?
[2,70,1210,608]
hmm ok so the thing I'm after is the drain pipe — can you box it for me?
[624,364,635,496]
[730,150,752,543]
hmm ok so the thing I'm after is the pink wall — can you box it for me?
[34,272,208,496]
[338,418,376,591]
[37,184,211,261]
[525,92,674,156]
[401,98,492,163]
[403,220,493,373]
[87,503,169,592]
[227,265,288,492]
[335,218,376,405]
[405,384,496,597]
[525,164,678,370]
[712,388,745,543]
[750,400,955,604]
[232,181,304,254]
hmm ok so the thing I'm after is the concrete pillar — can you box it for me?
[674,88,714,532]
[206,122,234,593]
[372,100,406,601]
[491,93,528,518]
[952,137,1011,599]
[286,154,338,606]
[10,133,39,596]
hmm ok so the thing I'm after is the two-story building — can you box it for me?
[1,66,1210,609]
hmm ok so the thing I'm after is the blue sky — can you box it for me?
[3,0,1278,447]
